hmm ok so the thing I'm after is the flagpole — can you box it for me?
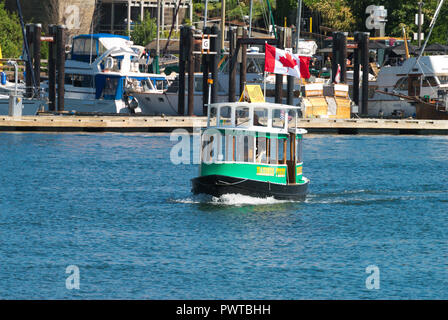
[296,0,303,100]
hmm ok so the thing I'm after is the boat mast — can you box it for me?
[16,0,37,96]
[416,0,445,62]
[249,0,253,38]
[204,0,209,29]
[295,0,302,54]
[155,0,161,73]
[221,0,225,49]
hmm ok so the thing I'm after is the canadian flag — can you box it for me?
[264,43,311,79]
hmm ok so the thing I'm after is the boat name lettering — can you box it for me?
[256,167,286,177]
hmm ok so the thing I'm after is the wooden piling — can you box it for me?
[56,25,66,112]
[239,28,247,97]
[48,25,57,112]
[339,32,347,83]
[187,27,195,116]
[25,24,33,98]
[202,27,210,115]
[353,32,361,107]
[228,27,236,102]
[33,24,42,95]
[178,26,186,115]
[210,25,220,104]
[361,32,370,115]
[275,27,284,104]
[331,32,339,83]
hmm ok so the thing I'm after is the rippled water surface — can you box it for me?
[0,132,447,299]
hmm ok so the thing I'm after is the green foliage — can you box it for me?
[0,1,23,58]
[131,15,157,46]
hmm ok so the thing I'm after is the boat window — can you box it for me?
[422,76,438,87]
[235,107,250,127]
[73,75,93,88]
[84,39,95,56]
[394,77,408,91]
[225,135,235,162]
[219,106,232,126]
[143,79,154,91]
[296,135,303,163]
[254,108,268,127]
[256,137,268,164]
[272,109,287,129]
[155,79,167,90]
[278,139,287,164]
[98,42,107,56]
[437,76,448,84]
[103,77,119,97]
[65,74,73,86]
[73,38,86,54]
[269,137,278,164]
[235,135,254,162]
[194,77,202,92]
[202,131,221,164]
[208,106,218,127]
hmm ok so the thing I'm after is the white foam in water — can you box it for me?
[173,193,293,206]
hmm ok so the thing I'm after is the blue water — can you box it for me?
[0,132,447,299]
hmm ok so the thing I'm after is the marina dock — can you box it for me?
[1,115,448,134]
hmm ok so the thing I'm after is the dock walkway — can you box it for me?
[1,115,448,134]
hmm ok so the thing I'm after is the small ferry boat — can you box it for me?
[191,101,309,200]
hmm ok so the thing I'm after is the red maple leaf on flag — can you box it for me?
[279,52,298,69]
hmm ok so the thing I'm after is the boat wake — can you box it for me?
[172,193,295,206]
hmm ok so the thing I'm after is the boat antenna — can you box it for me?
[16,0,37,97]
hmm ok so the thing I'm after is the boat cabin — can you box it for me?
[200,102,307,185]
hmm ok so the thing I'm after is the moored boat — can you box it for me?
[191,101,309,200]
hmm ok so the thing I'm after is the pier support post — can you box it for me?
[331,32,339,83]
[25,24,33,98]
[33,24,42,97]
[239,27,247,97]
[228,27,236,102]
[48,25,57,112]
[210,25,220,104]
[353,32,361,107]
[187,26,195,116]
[360,32,370,116]
[202,27,210,115]
[339,32,347,83]
[275,27,285,104]
[56,25,66,112]
[178,26,186,115]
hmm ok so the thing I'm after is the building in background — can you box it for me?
[5,0,193,42]
[97,0,193,35]
[5,0,97,42]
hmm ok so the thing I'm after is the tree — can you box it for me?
[0,1,23,58]
[304,0,355,31]
[131,15,157,46]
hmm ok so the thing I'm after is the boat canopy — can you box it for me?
[71,34,132,63]
[206,102,306,137]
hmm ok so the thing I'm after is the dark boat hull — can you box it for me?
[191,175,309,201]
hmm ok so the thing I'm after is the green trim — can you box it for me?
[201,162,288,184]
